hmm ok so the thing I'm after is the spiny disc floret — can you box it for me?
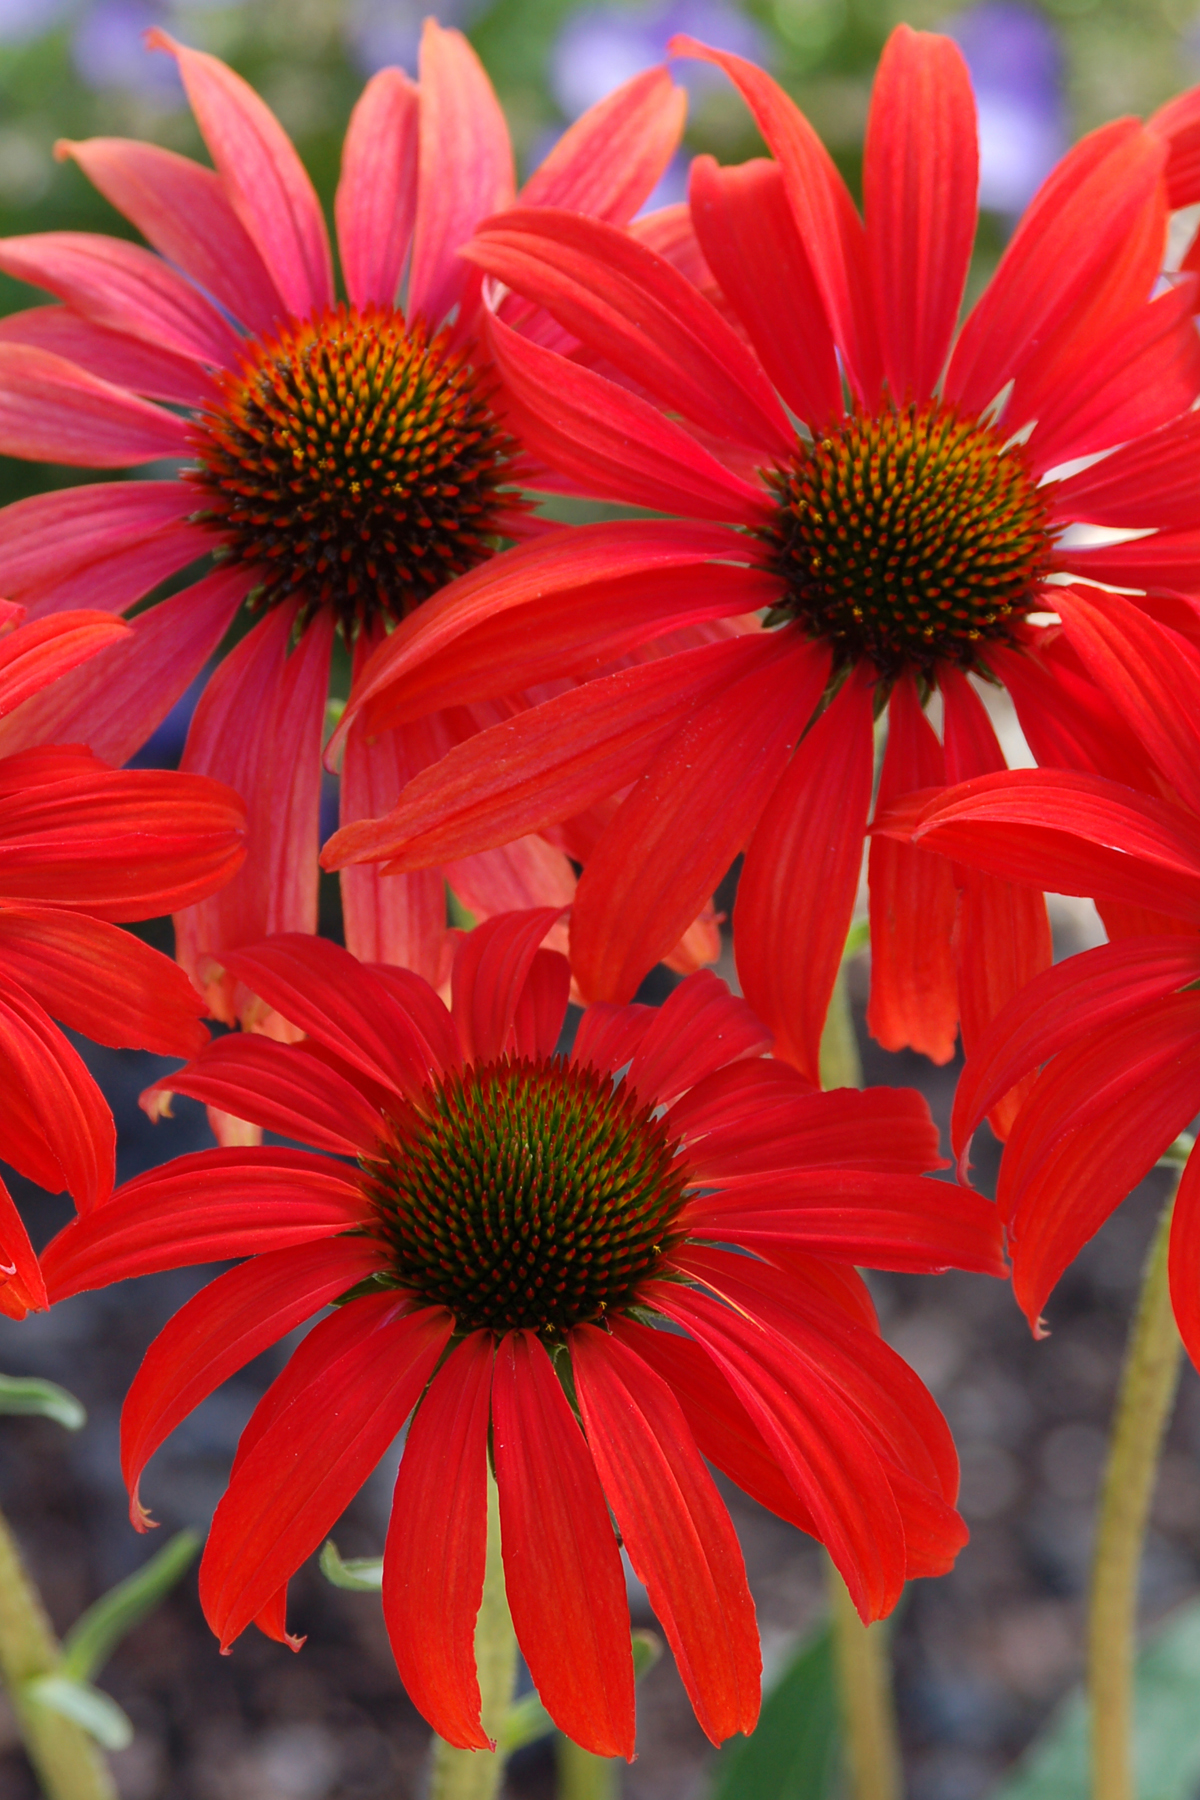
[761,399,1052,680]
[188,304,515,634]
[363,1057,689,1334]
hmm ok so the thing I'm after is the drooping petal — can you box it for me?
[383,1332,494,1751]
[0,1177,47,1319]
[571,631,826,1004]
[450,908,565,1063]
[624,970,770,1106]
[41,1148,369,1302]
[571,1324,760,1745]
[409,21,514,326]
[266,611,335,938]
[0,972,114,1209]
[509,950,572,1061]
[1166,1146,1200,1372]
[864,26,977,403]
[58,136,284,334]
[0,306,218,408]
[0,343,191,465]
[200,1296,452,1650]
[121,1235,387,1527]
[148,31,333,318]
[492,1330,634,1758]
[0,610,128,717]
[736,665,874,1085]
[569,999,657,1078]
[339,706,447,982]
[521,67,685,223]
[335,67,419,311]
[445,831,577,929]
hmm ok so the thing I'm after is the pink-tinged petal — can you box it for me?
[451,908,564,1063]
[18,529,205,626]
[468,209,792,454]
[492,1331,634,1758]
[672,1067,942,1177]
[267,611,335,938]
[0,306,217,408]
[864,27,977,403]
[688,155,840,428]
[335,68,419,311]
[1000,995,1200,1327]
[0,1176,47,1319]
[201,1296,452,1649]
[0,972,114,1209]
[736,664,874,1085]
[0,565,246,769]
[145,1033,384,1157]
[409,21,514,326]
[121,1235,386,1528]
[521,67,685,223]
[0,610,127,716]
[1167,1147,1200,1372]
[484,311,771,524]
[570,999,657,1078]
[866,677,957,1064]
[571,632,825,1004]
[446,832,577,927]
[572,1325,760,1745]
[672,35,881,401]
[383,1332,494,1751]
[0,233,241,368]
[952,937,1200,1176]
[647,1277,904,1621]
[0,481,188,598]
[0,906,207,1058]
[41,1147,369,1302]
[0,764,246,922]
[624,970,770,1107]
[1053,588,1200,815]
[684,1168,1005,1276]
[324,633,763,874]
[946,120,1166,414]
[340,709,447,980]
[0,343,190,465]
[58,136,284,334]
[906,770,1200,926]
[337,521,757,744]
[1023,278,1200,473]
[219,934,444,1100]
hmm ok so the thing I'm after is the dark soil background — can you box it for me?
[0,934,1191,1800]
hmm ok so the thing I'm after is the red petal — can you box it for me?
[569,999,657,1077]
[492,1331,634,1758]
[383,1332,494,1750]
[865,27,977,403]
[989,636,1162,793]
[520,67,685,224]
[1151,84,1200,206]
[0,342,191,465]
[41,1148,368,1302]
[0,972,114,1209]
[121,1236,386,1528]
[510,949,572,1061]
[1167,1146,1200,1372]
[1050,407,1200,532]
[624,969,770,1106]
[736,665,874,1084]
[571,1325,760,1745]
[200,1296,451,1649]
[0,610,128,718]
[335,68,418,310]
[0,1176,47,1317]
[144,1033,384,1157]
[450,907,565,1062]
[571,632,826,1003]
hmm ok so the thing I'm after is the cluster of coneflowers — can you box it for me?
[1,16,1200,1797]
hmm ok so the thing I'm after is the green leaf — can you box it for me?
[631,1630,662,1681]
[59,1530,200,1684]
[0,1373,86,1430]
[23,1675,133,1751]
[710,1625,839,1800]
[992,1597,1200,1800]
[499,1631,663,1757]
[319,1539,383,1591]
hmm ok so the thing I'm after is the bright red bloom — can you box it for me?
[38,911,1001,1751]
[323,27,1200,1101]
[874,603,1200,1358]
[0,607,246,1319]
[0,26,692,1016]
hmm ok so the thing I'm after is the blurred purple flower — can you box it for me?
[942,1,1067,215]
[0,0,73,45]
[550,0,766,121]
[72,0,183,98]
[345,0,484,75]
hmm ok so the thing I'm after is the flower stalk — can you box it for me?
[1088,1179,1183,1800]
[556,1737,618,1800]
[429,1474,518,1800]
[0,1504,117,1800]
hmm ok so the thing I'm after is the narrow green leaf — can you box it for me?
[1159,1132,1196,1170]
[992,1597,1200,1800]
[24,1675,133,1750]
[501,1691,556,1754]
[319,1539,383,1591]
[842,918,870,963]
[710,1625,839,1800]
[59,1530,200,1684]
[631,1630,662,1681]
[0,1373,86,1430]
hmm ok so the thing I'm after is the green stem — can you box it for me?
[429,1475,518,1800]
[0,1506,117,1800]
[1088,1183,1183,1800]
[556,1736,618,1800]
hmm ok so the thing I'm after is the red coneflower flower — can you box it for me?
[872,604,1200,1356]
[323,27,1200,1102]
[0,606,246,1320]
[0,25,690,1015]
[38,911,1002,1753]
